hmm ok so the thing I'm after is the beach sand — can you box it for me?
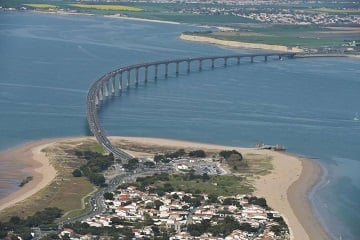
[0,136,330,239]
[180,34,303,53]
[0,140,57,212]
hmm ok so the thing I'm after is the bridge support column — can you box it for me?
[278,55,283,60]
[154,65,158,80]
[237,57,240,65]
[165,63,168,78]
[135,68,139,86]
[264,56,268,62]
[251,56,254,63]
[118,73,122,91]
[127,70,130,88]
[199,60,202,71]
[224,58,227,67]
[99,87,103,101]
[187,61,190,74]
[211,59,215,69]
[176,62,179,76]
[111,76,115,94]
[145,66,148,82]
[104,82,109,97]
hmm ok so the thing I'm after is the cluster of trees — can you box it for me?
[73,151,114,186]
[122,158,139,171]
[154,149,207,163]
[219,150,243,161]
[246,196,268,209]
[188,216,256,237]
[63,221,133,239]
[0,208,62,240]
[135,173,170,189]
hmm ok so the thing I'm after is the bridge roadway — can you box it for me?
[86,52,296,162]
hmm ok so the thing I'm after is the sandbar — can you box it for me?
[180,33,303,53]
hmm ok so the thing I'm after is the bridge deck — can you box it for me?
[86,52,296,161]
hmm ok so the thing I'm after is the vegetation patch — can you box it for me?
[0,140,97,222]
[68,4,142,12]
[23,3,57,9]
[129,172,253,196]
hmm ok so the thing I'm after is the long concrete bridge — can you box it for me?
[86,52,296,162]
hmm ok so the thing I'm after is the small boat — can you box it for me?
[354,113,359,121]
[255,143,286,151]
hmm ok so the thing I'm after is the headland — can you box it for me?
[0,136,330,239]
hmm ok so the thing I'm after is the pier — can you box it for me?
[86,52,296,162]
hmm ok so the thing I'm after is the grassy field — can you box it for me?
[68,4,142,12]
[187,25,349,48]
[304,7,360,14]
[23,3,57,9]
[149,174,253,196]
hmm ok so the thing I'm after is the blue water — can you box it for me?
[1,12,359,239]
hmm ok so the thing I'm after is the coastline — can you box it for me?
[0,136,329,239]
[180,33,304,53]
[0,140,57,212]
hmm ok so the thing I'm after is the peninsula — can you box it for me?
[0,137,330,239]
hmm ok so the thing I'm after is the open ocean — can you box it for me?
[0,12,359,239]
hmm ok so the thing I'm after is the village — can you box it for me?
[61,186,289,240]
[59,149,289,240]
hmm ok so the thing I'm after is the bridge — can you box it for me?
[86,52,296,162]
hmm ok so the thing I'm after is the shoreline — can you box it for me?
[180,33,304,53]
[0,136,329,239]
[0,139,57,212]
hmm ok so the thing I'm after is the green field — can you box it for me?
[68,4,142,12]
[185,24,351,48]
[23,3,56,9]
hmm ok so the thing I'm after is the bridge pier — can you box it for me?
[187,61,190,74]
[251,56,254,63]
[264,56,268,62]
[118,73,122,91]
[135,68,139,86]
[99,87,103,101]
[199,60,202,71]
[104,81,109,97]
[176,62,179,76]
[224,58,227,67]
[165,63,168,78]
[211,59,215,69]
[237,57,240,65]
[111,76,115,94]
[154,64,158,80]
[145,66,148,82]
[127,70,130,88]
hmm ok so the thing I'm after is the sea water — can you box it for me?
[0,12,359,239]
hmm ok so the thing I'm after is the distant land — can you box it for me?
[1,0,359,54]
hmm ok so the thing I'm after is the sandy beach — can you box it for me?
[0,140,57,212]
[180,34,303,53]
[0,136,329,239]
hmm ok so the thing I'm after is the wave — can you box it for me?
[0,82,87,93]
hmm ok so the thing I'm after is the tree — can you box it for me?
[123,158,139,171]
[72,169,82,177]
[189,150,206,158]
[104,192,114,200]
[143,213,154,226]
[154,200,164,210]
[219,150,243,161]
